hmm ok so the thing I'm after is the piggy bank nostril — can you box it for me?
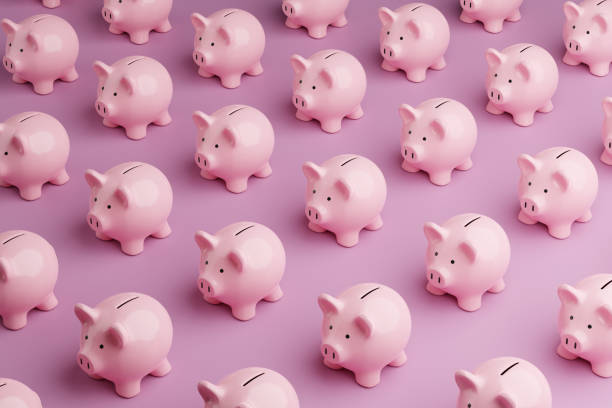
[332,352,336,359]
[565,338,569,345]
[574,342,577,349]
[430,273,433,280]
[324,347,327,355]
[208,286,211,293]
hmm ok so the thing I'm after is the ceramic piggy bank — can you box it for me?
[378,4,450,82]
[0,112,70,200]
[485,43,559,126]
[318,283,411,388]
[303,154,386,247]
[455,357,552,408]
[85,162,173,255]
[282,0,349,39]
[602,97,612,164]
[195,222,286,321]
[1,15,79,95]
[193,105,274,193]
[93,56,173,141]
[563,0,612,76]
[518,147,598,239]
[0,230,58,330]
[399,98,477,185]
[291,50,366,133]
[198,367,299,407]
[424,214,511,311]
[42,0,61,8]
[101,0,172,44]
[0,378,42,408]
[191,9,265,89]
[557,274,612,377]
[459,0,523,33]
[75,292,173,398]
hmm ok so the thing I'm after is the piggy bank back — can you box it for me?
[102,0,173,44]
[602,97,612,164]
[195,221,286,321]
[460,0,524,33]
[193,104,274,193]
[291,49,366,133]
[517,147,598,239]
[424,213,510,311]
[303,154,387,247]
[563,0,612,76]
[1,15,79,94]
[74,292,173,398]
[318,283,411,387]
[557,274,612,377]
[378,3,450,82]
[455,357,552,408]
[0,230,58,330]
[0,111,70,200]
[0,378,42,408]
[93,56,173,140]
[400,97,477,185]
[191,9,265,89]
[486,43,559,126]
[282,0,350,38]
[198,367,299,408]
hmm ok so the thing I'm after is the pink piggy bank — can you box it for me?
[557,274,612,377]
[459,0,523,33]
[378,4,450,82]
[194,221,286,321]
[101,0,172,45]
[485,43,559,126]
[282,0,349,39]
[303,154,386,247]
[1,15,79,95]
[0,111,70,200]
[318,283,411,388]
[0,378,42,408]
[563,0,612,76]
[518,147,598,239]
[602,97,612,164]
[85,162,173,255]
[455,357,552,408]
[291,50,366,133]
[399,98,477,185]
[93,56,173,141]
[193,105,274,193]
[198,367,299,407]
[0,230,58,330]
[74,292,173,398]
[191,9,265,89]
[424,213,511,311]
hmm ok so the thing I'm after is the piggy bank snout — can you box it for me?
[488,87,505,103]
[101,6,117,23]
[198,277,215,296]
[403,144,422,162]
[381,43,398,59]
[193,50,206,66]
[282,1,296,17]
[77,353,96,374]
[521,196,541,215]
[321,343,342,363]
[293,93,311,110]
[427,268,448,288]
[566,38,583,54]
[195,152,212,169]
[2,55,17,74]
[460,0,478,10]
[306,205,326,223]
[87,213,103,232]
[561,332,586,353]
[95,99,112,117]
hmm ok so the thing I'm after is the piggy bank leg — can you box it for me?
[602,151,612,165]
[155,19,172,33]
[120,239,145,256]
[296,110,312,122]
[308,222,326,233]
[285,18,301,29]
[320,118,343,133]
[197,66,214,78]
[488,278,506,293]
[152,222,172,239]
[406,68,427,83]
[108,25,123,35]
[37,292,58,311]
[114,380,141,399]
[200,168,217,180]
[429,171,452,186]
[457,296,482,312]
[507,9,521,22]
[547,223,572,240]
[12,74,27,84]
[60,67,79,82]
[459,11,476,23]
[388,350,407,367]
[562,52,581,66]
[231,304,257,321]
[102,118,118,128]
[426,282,445,296]
[512,111,535,127]
[557,343,578,360]
[42,0,61,7]
[577,210,592,223]
[32,80,55,95]
[354,370,381,388]
[537,100,554,113]
[483,19,504,33]
[225,178,249,194]
[346,105,364,120]
[589,62,610,77]
[591,362,612,378]
[125,125,147,140]
[153,111,172,126]
[246,61,264,76]
[50,169,70,185]
[486,101,504,115]
[96,231,112,241]
[331,14,348,27]
[430,56,447,71]
[323,359,342,370]
[254,162,272,178]
[365,214,383,231]
[220,74,242,89]
[307,25,328,39]
[129,30,150,45]
[335,231,360,248]
[456,157,473,171]
[264,285,283,302]
[18,184,43,201]
[204,295,220,305]
[518,210,537,225]
[401,160,419,173]
[2,312,28,330]
[381,60,398,72]
[150,358,172,377]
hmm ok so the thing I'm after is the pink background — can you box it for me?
[2,0,612,406]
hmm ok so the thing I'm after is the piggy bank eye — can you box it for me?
[219,268,224,273]
[201,137,205,142]
[107,204,111,209]
[494,73,498,77]
[210,42,215,46]
[422,137,427,141]
[101,86,104,90]
[434,251,438,256]
[214,144,219,149]
[312,189,316,194]
[386,31,390,35]
[312,85,316,90]
[329,325,333,330]
[299,79,303,84]
[3,152,7,156]
[570,315,574,320]
[8,42,11,47]
[400,36,404,40]
[528,182,532,186]
[586,30,590,35]
[508,79,512,83]
[113,92,117,96]
[94,197,98,202]
[327,196,331,201]
[118,0,122,3]
[19,48,23,53]
[85,335,88,340]
[450,259,455,264]
[468,404,471,408]
[544,189,548,193]
[588,324,593,329]
[408,130,412,134]
[199,37,202,41]
[572,25,576,29]
[205,260,208,265]
[99,344,104,349]
[345,334,350,339]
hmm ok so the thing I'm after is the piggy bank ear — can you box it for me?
[84,169,106,189]
[597,304,612,327]
[334,178,351,200]
[495,393,518,408]
[227,249,244,272]
[74,303,99,325]
[603,97,612,118]
[517,154,540,175]
[399,104,420,125]
[406,20,421,38]
[192,111,213,131]
[429,119,446,140]
[594,13,610,33]
[319,68,335,88]
[515,62,531,81]
[113,185,131,208]
[120,76,136,95]
[459,241,477,264]
[191,12,209,31]
[318,293,342,314]
[485,48,506,69]
[552,170,569,192]
[218,25,233,45]
[195,230,219,252]
[290,54,310,75]
[423,222,448,243]
[26,32,41,51]
[92,61,112,81]
[0,258,11,282]
[106,323,129,349]
[378,7,397,25]
[354,314,374,338]
[0,19,19,36]
[557,284,584,305]
[563,1,583,20]
[197,380,224,403]
[10,134,28,155]
[454,370,481,392]
[222,127,238,148]
[302,161,326,181]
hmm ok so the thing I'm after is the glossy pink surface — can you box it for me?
[602,97,612,164]
[193,104,274,193]
[0,230,58,331]
[198,367,299,408]
[191,8,265,89]
[74,292,173,398]
[557,274,612,377]
[485,43,559,126]
[85,161,173,255]
[517,147,598,239]
[0,111,70,200]
[282,0,350,39]
[93,55,173,140]
[562,0,612,77]
[459,0,523,33]
[318,283,411,388]
[424,213,511,311]
[379,3,450,83]
[195,221,286,321]
[101,0,172,45]
[455,357,552,408]
[0,378,42,408]
[399,97,477,185]
[1,14,78,95]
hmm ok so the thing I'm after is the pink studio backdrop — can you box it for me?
[2,0,612,406]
